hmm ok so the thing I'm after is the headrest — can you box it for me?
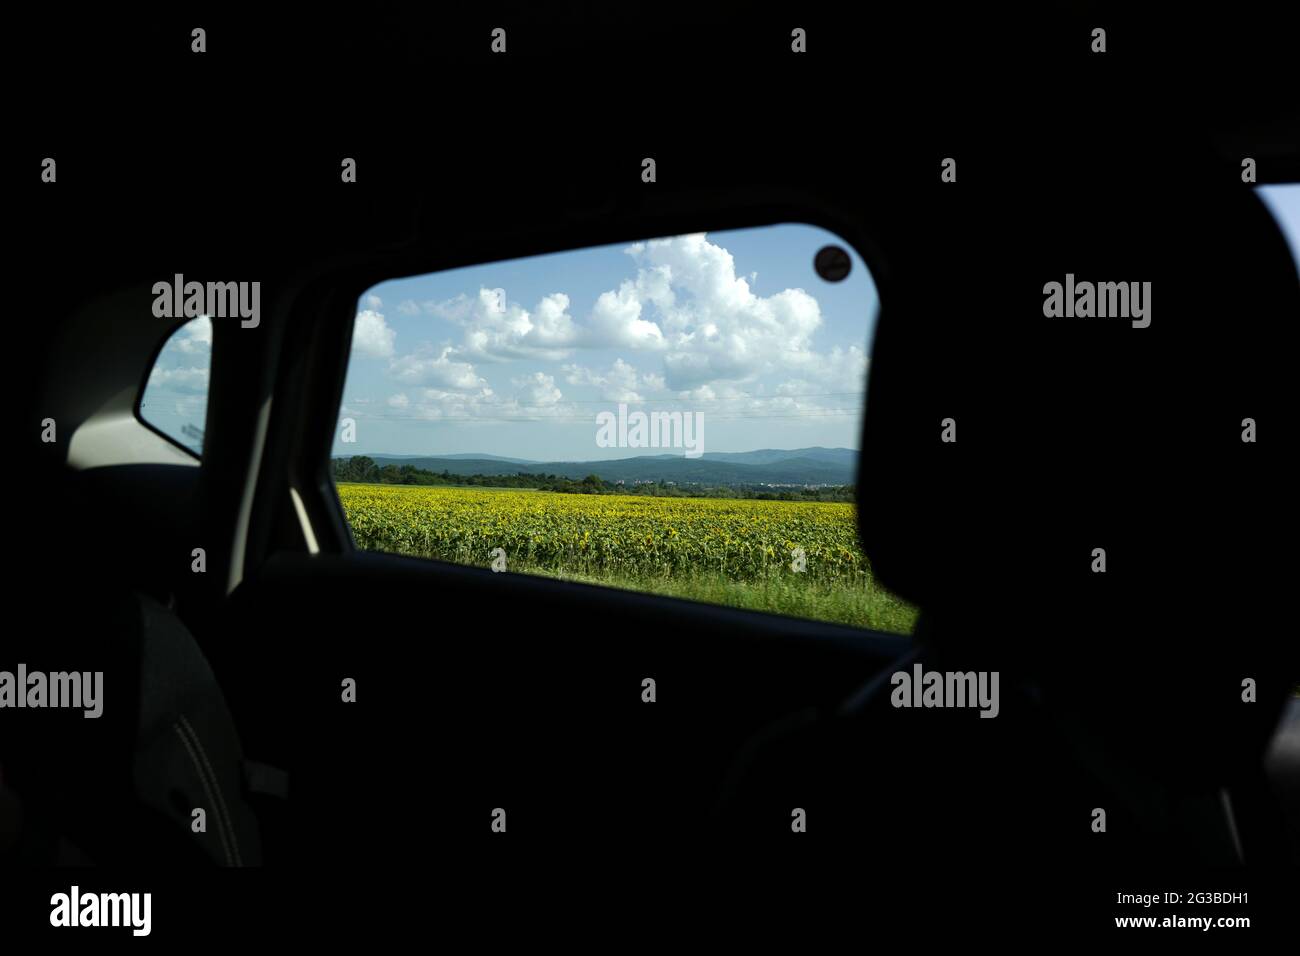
[858,144,1296,629]
[855,144,1299,778]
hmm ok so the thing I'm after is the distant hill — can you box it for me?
[428,455,535,465]
[354,448,858,486]
[357,452,537,464]
[694,447,857,467]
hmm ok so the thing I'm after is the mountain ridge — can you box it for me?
[336,447,858,486]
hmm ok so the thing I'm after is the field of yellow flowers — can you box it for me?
[337,483,916,633]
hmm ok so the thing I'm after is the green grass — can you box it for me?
[522,563,919,632]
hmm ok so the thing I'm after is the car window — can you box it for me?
[332,224,917,634]
[1256,183,1300,268]
[139,316,212,457]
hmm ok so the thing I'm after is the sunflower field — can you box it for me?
[336,483,916,633]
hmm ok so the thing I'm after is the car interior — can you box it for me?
[4,5,1298,938]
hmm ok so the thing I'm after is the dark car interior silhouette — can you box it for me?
[3,6,1298,939]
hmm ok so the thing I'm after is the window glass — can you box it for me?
[1256,183,1300,267]
[333,224,917,633]
[139,316,212,457]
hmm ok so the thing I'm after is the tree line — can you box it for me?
[332,456,855,502]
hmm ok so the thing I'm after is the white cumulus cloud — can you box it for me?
[353,309,397,359]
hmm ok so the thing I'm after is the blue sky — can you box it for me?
[1258,183,1300,269]
[334,223,880,460]
[139,314,212,454]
